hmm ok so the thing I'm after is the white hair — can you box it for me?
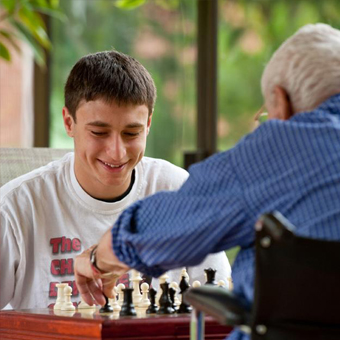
[261,23,340,114]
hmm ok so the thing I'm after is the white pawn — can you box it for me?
[136,282,150,317]
[54,283,68,310]
[60,310,76,317]
[217,280,226,288]
[139,282,150,309]
[78,296,96,310]
[131,269,142,305]
[61,285,75,311]
[156,272,169,306]
[192,280,201,288]
[53,309,63,316]
[169,281,181,308]
[79,309,95,319]
[117,283,125,307]
[109,287,121,313]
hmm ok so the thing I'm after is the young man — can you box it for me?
[0,51,231,310]
[74,24,340,340]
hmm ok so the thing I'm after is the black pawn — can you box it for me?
[204,268,217,285]
[146,287,159,314]
[169,287,178,311]
[120,288,137,316]
[177,276,192,313]
[157,282,175,314]
[99,295,113,313]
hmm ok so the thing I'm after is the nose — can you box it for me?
[107,134,127,161]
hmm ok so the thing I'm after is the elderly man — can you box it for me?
[74,23,340,340]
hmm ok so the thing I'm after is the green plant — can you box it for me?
[0,0,64,66]
[114,0,179,10]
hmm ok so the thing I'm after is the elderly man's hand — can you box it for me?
[74,229,130,306]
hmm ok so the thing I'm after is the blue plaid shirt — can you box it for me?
[112,93,340,340]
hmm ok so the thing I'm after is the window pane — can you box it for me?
[217,0,340,151]
[50,0,197,167]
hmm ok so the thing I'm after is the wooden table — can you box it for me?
[0,308,233,340]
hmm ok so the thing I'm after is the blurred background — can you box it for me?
[1,0,340,166]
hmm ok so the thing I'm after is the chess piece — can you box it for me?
[131,269,142,305]
[157,282,175,314]
[156,272,169,306]
[78,296,96,309]
[177,276,192,313]
[61,285,76,311]
[159,272,170,283]
[109,287,121,313]
[120,288,137,316]
[110,312,120,320]
[117,283,125,307]
[136,282,150,317]
[146,287,159,314]
[139,283,151,309]
[135,307,147,318]
[217,280,226,288]
[180,268,190,282]
[79,309,95,319]
[169,287,178,311]
[53,309,63,316]
[54,283,68,310]
[169,282,181,308]
[204,268,217,285]
[99,295,113,313]
[59,310,76,317]
[192,280,201,288]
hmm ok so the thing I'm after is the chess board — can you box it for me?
[0,308,233,340]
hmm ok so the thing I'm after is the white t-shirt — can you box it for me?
[0,153,231,309]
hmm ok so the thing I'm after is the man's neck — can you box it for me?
[97,170,135,203]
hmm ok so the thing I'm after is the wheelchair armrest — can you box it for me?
[184,286,251,327]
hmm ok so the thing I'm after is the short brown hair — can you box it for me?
[64,50,156,121]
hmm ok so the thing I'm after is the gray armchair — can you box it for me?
[0,148,71,187]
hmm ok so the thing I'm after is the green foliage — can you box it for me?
[0,40,10,60]
[0,0,65,65]
[154,0,180,10]
[114,0,179,10]
[49,0,197,166]
[49,0,340,166]
[114,0,146,10]
[217,0,340,150]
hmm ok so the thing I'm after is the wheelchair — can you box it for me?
[185,212,340,340]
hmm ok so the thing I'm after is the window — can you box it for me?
[217,0,340,151]
[49,0,197,167]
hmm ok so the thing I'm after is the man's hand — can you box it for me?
[74,245,113,306]
[74,229,130,306]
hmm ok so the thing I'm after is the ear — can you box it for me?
[273,86,293,121]
[62,107,75,137]
[146,111,153,135]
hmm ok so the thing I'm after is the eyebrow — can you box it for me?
[86,121,111,128]
[125,123,144,129]
[86,121,144,128]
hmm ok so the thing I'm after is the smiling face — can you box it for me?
[63,99,152,200]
